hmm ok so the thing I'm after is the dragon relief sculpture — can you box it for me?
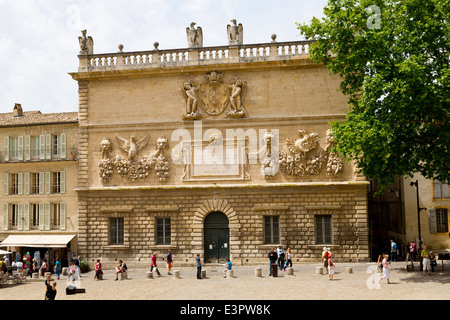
[98,135,171,182]
[278,129,343,178]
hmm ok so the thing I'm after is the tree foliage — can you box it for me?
[298,0,449,190]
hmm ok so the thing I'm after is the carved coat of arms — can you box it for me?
[199,71,230,116]
[183,71,248,120]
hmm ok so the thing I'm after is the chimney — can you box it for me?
[13,103,23,117]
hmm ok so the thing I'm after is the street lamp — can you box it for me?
[410,180,427,271]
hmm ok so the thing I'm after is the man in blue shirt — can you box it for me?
[223,259,232,278]
[196,254,202,279]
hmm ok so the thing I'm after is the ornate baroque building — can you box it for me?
[70,22,370,269]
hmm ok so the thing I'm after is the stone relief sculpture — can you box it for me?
[182,81,202,120]
[182,71,248,120]
[227,77,246,118]
[278,129,344,178]
[98,135,171,182]
[78,29,94,55]
[260,132,279,179]
[115,135,150,161]
[227,19,243,46]
[325,129,344,176]
[186,22,203,48]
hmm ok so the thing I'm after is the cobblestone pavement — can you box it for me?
[1,262,449,301]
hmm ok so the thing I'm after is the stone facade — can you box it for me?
[70,26,370,269]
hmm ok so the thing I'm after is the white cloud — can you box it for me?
[0,0,327,114]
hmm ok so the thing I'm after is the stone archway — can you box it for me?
[192,198,240,263]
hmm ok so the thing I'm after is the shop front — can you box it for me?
[0,234,76,272]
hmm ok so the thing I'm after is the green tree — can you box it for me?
[298,0,449,191]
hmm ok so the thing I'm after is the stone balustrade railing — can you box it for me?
[78,40,315,72]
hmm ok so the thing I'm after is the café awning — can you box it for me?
[0,235,76,248]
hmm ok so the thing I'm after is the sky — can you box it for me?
[0,0,328,114]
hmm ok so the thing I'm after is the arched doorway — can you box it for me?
[204,211,230,263]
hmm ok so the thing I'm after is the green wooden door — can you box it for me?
[204,212,230,263]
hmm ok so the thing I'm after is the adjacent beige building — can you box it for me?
[69,24,370,269]
[0,104,79,269]
[404,175,450,252]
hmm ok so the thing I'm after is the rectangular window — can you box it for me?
[52,203,60,227]
[10,204,18,227]
[110,218,124,245]
[31,173,40,194]
[10,173,19,195]
[31,136,40,160]
[52,172,61,194]
[436,209,449,233]
[315,215,332,244]
[264,216,280,244]
[156,218,171,245]
[10,137,18,159]
[433,180,449,199]
[31,204,40,227]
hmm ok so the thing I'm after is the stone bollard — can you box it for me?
[201,270,206,279]
[146,271,153,279]
[120,271,128,280]
[286,267,294,276]
[316,267,324,275]
[226,270,234,278]
[345,267,353,274]
[32,272,39,279]
[255,267,262,278]
[173,270,180,279]
[62,268,68,276]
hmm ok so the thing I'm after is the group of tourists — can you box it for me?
[268,245,293,276]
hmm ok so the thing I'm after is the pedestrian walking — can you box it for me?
[421,245,431,276]
[223,258,232,278]
[409,241,417,261]
[40,259,47,278]
[390,240,397,262]
[277,246,286,271]
[379,254,392,284]
[286,248,293,268]
[150,253,161,276]
[94,259,103,280]
[166,250,173,275]
[196,254,202,279]
[268,248,278,276]
[53,258,61,280]
[322,247,329,271]
[328,256,335,280]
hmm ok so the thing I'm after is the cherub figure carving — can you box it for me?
[183,81,202,120]
[227,19,243,45]
[78,29,94,55]
[227,78,246,117]
[186,22,203,48]
[115,134,150,161]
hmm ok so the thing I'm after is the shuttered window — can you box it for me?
[433,180,450,199]
[315,215,332,244]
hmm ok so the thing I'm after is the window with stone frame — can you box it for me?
[315,215,332,244]
[10,173,19,195]
[31,173,40,194]
[110,217,124,245]
[156,218,171,245]
[264,215,280,244]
